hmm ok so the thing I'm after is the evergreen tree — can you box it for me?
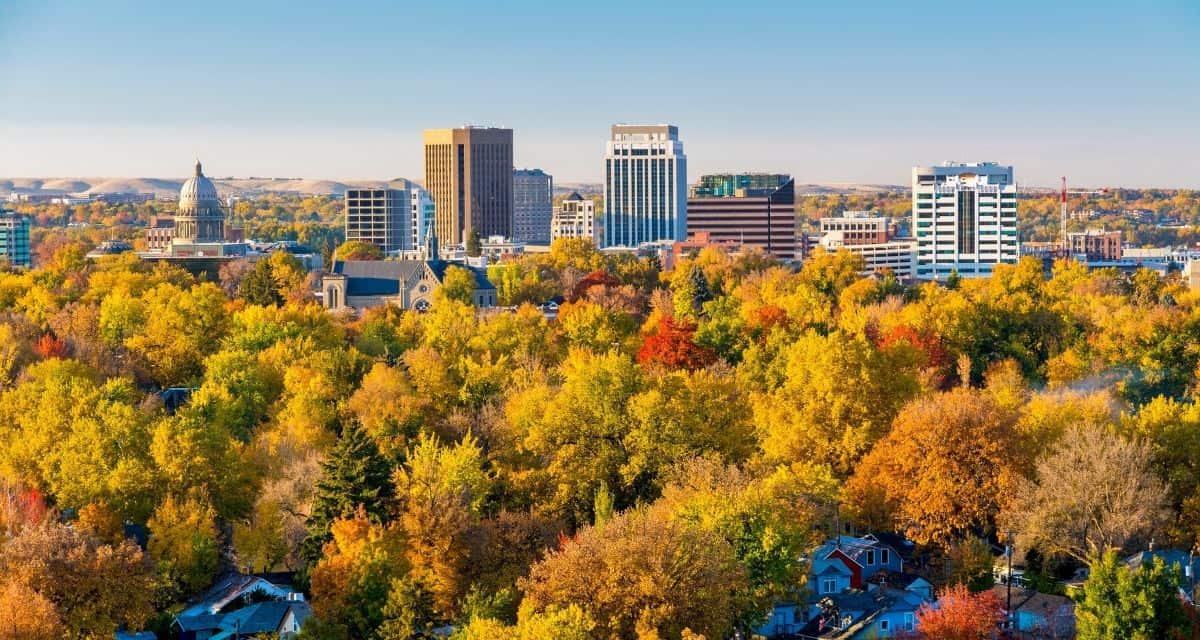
[672,263,712,320]
[466,230,482,258]
[239,259,283,306]
[1076,550,1188,640]
[302,421,395,562]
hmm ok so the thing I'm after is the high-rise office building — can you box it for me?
[551,192,600,244]
[513,168,553,244]
[424,127,514,245]
[0,210,31,269]
[603,124,686,247]
[686,173,796,260]
[912,162,1019,279]
[345,188,413,254]
[345,182,436,255]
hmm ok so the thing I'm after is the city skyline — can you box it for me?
[1,1,1198,187]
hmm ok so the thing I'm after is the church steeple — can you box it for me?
[425,220,439,261]
[194,158,203,177]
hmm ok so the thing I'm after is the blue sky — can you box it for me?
[1,0,1197,186]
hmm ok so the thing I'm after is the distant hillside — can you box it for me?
[0,177,415,198]
[1,177,907,199]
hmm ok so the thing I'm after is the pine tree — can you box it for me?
[302,421,395,562]
[466,230,482,257]
[238,259,283,306]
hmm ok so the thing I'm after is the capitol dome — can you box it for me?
[179,159,219,208]
[173,159,225,244]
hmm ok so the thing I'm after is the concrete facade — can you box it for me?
[551,192,600,244]
[513,168,553,244]
[912,162,1019,280]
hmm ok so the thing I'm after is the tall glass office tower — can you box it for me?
[603,124,686,247]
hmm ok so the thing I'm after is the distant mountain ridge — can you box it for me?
[1,177,910,199]
[0,177,415,198]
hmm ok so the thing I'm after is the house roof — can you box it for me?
[865,570,930,591]
[179,573,291,617]
[1126,549,1197,578]
[217,601,311,635]
[174,614,223,632]
[990,586,1074,617]
[819,535,898,567]
[801,589,924,638]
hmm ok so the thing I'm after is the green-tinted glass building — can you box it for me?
[690,173,791,198]
[0,212,32,269]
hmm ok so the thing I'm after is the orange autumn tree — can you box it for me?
[637,315,718,371]
[842,387,1027,546]
[915,584,1003,640]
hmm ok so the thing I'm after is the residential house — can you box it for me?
[174,573,307,640]
[813,535,905,590]
[759,534,928,639]
[798,587,925,639]
[992,586,1076,639]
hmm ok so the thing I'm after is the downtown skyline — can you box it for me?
[1,0,1198,187]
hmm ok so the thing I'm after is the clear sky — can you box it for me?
[1,0,1197,187]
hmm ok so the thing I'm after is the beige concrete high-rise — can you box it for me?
[423,127,514,245]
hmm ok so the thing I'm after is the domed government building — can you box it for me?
[141,159,248,274]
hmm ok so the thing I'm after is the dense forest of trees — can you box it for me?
[4,223,1200,637]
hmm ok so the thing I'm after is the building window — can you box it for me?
[821,578,837,594]
[867,550,875,565]
[904,613,915,631]
[881,549,890,565]
[880,619,889,632]
[957,190,976,253]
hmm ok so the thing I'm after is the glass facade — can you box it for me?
[0,213,31,269]
[690,173,790,198]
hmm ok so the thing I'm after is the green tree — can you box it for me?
[466,230,481,258]
[1076,550,1188,640]
[238,258,284,306]
[302,421,395,562]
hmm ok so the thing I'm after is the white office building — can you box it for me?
[912,162,1019,280]
[603,124,686,247]
[552,192,600,244]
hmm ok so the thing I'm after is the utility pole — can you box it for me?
[1006,532,1015,633]
[1060,176,1069,255]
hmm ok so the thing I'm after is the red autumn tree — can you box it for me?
[32,334,69,360]
[636,315,717,371]
[915,584,1004,640]
[572,270,621,301]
